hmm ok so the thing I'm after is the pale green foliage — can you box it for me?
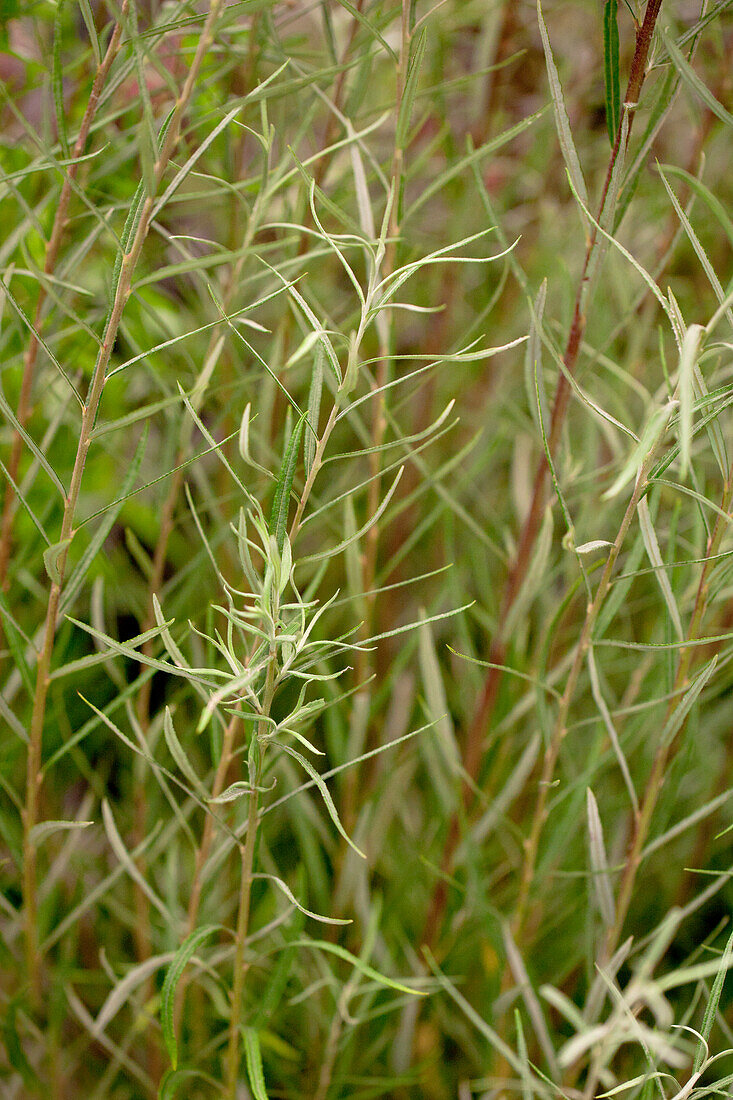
[2,2,733,1098]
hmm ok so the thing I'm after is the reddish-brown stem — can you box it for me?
[422,0,665,952]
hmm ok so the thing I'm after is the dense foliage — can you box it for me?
[1,2,733,1097]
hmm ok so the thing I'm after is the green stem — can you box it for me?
[225,783,260,1099]
[174,714,241,1034]
[225,655,275,1097]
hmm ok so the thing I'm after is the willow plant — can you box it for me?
[3,2,733,1099]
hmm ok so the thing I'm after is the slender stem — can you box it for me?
[513,459,657,937]
[357,0,410,678]
[132,253,251,1060]
[0,2,128,621]
[601,465,733,964]
[268,0,365,437]
[423,0,665,951]
[173,714,240,1032]
[225,657,274,1097]
[135,8,265,730]
[464,0,664,779]
[476,433,668,1093]
[289,406,339,543]
[341,0,411,842]
[22,0,225,1006]
[225,787,260,1099]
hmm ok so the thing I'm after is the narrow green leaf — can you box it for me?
[396,27,427,150]
[78,0,100,65]
[502,503,553,641]
[253,925,302,1027]
[525,279,548,430]
[138,116,157,199]
[658,164,733,330]
[128,0,157,176]
[515,1009,532,1100]
[0,455,51,547]
[678,323,704,479]
[209,781,269,804]
[334,0,398,61]
[152,103,245,217]
[601,402,671,501]
[252,873,351,925]
[661,24,733,130]
[603,0,620,145]
[637,495,684,641]
[270,414,306,552]
[587,648,638,814]
[243,1028,269,1100]
[320,0,338,62]
[53,622,192,683]
[29,819,93,846]
[52,0,69,159]
[424,947,531,1076]
[0,589,33,697]
[0,383,69,495]
[43,536,73,585]
[288,939,425,996]
[101,800,174,925]
[302,467,404,564]
[586,788,615,926]
[691,360,729,479]
[94,953,173,1036]
[659,656,717,750]
[0,276,83,407]
[62,425,148,611]
[694,926,733,1072]
[109,180,146,309]
[163,708,208,798]
[304,343,324,478]
[2,998,40,1090]
[661,163,733,250]
[277,743,365,858]
[537,0,588,209]
[161,925,223,1069]
[418,616,460,811]
[407,107,547,223]
[158,1067,219,1100]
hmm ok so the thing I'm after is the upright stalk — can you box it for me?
[423,0,665,950]
[173,713,240,1032]
[225,656,275,1098]
[0,3,129,598]
[357,0,410,675]
[602,464,733,964]
[342,0,412,836]
[513,456,660,937]
[22,0,225,1005]
[465,0,664,780]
